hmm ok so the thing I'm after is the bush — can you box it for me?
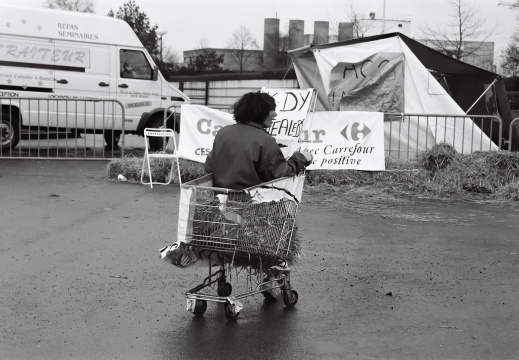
[420,142,459,172]
[426,150,519,195]
[107,148,519,201]
[106,156,205,184]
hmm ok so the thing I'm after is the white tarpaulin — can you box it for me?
[289,35,498,156]
[261,88,315,156]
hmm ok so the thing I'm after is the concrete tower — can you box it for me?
[338,22,354,41]
[288,20,304,50]
[313,21,329,45]
[263,18,280,69]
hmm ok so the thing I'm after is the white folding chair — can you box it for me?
[141,128,179,188]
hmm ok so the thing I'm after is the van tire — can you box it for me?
[1,112,20,153]
[104,130,121,148]
[148,116,167,151]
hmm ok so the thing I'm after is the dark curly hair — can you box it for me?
[233,91,276,124]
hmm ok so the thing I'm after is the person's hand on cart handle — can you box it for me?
[301,151,313,166]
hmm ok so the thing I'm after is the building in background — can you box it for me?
[182,16,494,73]
[356,13,411,38]
[415,39,495,72]
[183,48,265,72]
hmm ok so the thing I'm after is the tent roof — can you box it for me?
[289,32,498,80]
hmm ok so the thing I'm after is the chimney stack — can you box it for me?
[313,21,329,45]
[263,18,280,69]
[288,20,304,50]
[338,22,354,41]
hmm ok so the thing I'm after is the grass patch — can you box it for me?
[106,144,519,201]
[106,156,206,184]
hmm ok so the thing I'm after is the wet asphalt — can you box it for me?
[1,160,518,360]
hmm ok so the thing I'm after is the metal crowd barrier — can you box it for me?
[510,118,519,151]
[384,113,502,160]
[1,97,125,160]
[0,100,507,161]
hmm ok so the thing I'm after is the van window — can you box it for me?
[120,49,152,80]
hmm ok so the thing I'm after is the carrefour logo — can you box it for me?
[341,122,371,141]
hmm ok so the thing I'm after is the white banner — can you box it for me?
[176,105,385,170]
[176,105,234,163]
[176,88,315,163]
[261,88,315,156]
[303,111,385,170]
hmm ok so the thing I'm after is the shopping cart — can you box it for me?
[161,174,305,320]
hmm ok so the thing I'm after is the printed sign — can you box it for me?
[186,299,196,312]
[126,101,152,108]
[176,88,315,163]
[0,40,90,68]
[261,88,315,155]
[303,111,385,170]
[177,104,385,170]
[328,53,404,113]
[176,105,234,163]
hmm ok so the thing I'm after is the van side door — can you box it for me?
[53,42,112,130]
[116,48,162,131]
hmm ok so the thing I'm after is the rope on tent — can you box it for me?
[466,78,499,114]
[282,62,294,81]
[486,82,499,116]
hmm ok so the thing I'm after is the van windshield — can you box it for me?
[120,50,152,80]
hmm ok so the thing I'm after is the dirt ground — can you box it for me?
[1,160,518,360]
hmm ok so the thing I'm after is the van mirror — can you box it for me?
[152,66,159,81]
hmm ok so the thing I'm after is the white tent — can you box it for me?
[288,33,503,158]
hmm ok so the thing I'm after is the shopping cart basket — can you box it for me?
[161,174,305,320]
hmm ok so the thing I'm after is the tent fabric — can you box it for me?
[289,32,517,152]
[398,34,516,148]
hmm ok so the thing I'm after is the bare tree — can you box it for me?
[502,0,519,10]
[227,25,259,72]
[329,2,376,40]
[500,27,519,76]
[194,38,215,58]
[43,0,95,13]
[186,38,224,72]
[108,0,159,59]
[420,0,496,63]
[163,46,181,66]
[498,1,519,75]
[196,38,210,50]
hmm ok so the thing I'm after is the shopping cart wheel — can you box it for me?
[224,303,240,321]
[282,290,298,307]
[193,300,207,317]
[217,282,232,297]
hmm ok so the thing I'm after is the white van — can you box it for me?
[0,5,190,152]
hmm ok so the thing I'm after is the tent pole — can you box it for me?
[382,0,386,33]
[465,78,498,114]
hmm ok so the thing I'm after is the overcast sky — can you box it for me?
[3,0,518,60]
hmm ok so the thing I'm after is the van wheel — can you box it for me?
[148,116,167,151]
[1,113,20,153]
[104,130,121,148]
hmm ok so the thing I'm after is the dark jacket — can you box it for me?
[205,122,308,189]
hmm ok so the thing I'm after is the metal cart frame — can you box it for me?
[179,175,303,320]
